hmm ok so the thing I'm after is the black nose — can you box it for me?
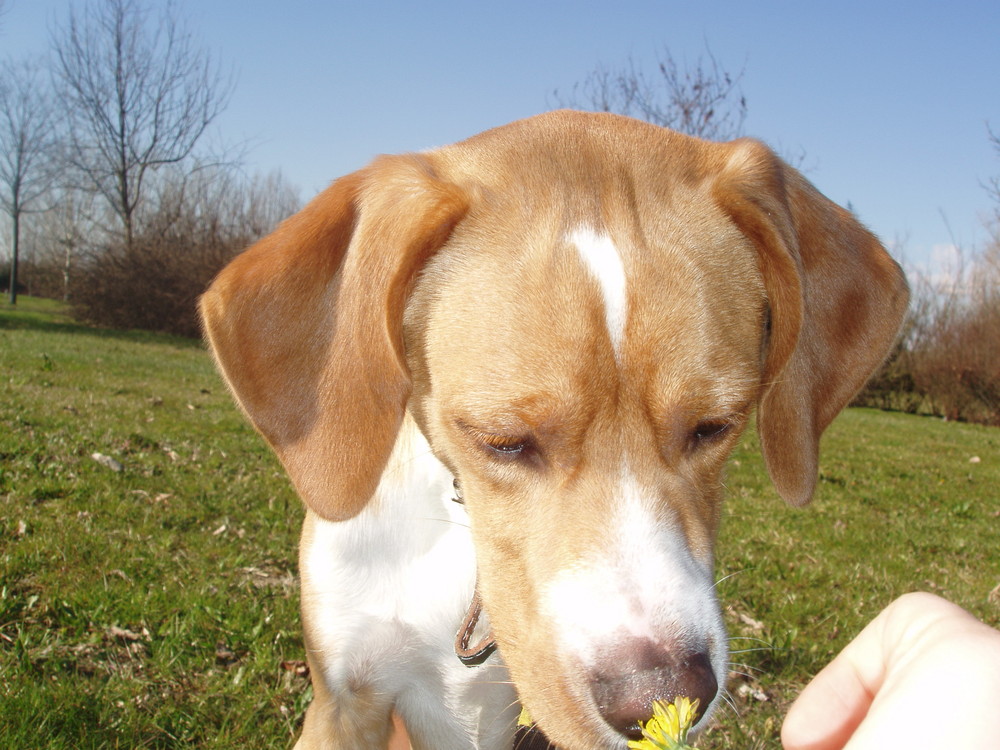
[588,638,717,739]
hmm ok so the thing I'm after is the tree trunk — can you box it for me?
[8,210,19,305]
[63,242,73,302]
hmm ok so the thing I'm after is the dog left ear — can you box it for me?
[714,139,909,507]
[200,154,468,520]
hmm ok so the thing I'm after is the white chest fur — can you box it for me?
[298,415,519,749]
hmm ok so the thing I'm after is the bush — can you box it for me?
[69,234,234,338]
[66,168,298,338]
[855,239,1000,426]
[909,294,1000,425]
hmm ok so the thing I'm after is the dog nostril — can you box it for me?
[619,721,646,741]
[589,639,717,740]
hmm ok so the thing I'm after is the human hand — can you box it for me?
[781,591,1000,749]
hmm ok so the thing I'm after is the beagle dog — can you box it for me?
[200,110,908,749]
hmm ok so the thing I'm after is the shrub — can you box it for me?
[69,234,234,338]
[856,239,1000,426]
[66,168,298,337]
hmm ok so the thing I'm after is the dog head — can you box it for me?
[200,111,908,748]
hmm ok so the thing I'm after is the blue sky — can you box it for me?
[5,0,1000,274]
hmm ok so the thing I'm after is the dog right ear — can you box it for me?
[199,154,468,521]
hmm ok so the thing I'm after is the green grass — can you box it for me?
[2,297,998,749]
[709,384,1000,747]
[1,298,305,748]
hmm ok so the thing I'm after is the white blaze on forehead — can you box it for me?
[568,227,628,356]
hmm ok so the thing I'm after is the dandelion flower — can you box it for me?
[627,697,702,750]
[516,696,701,750]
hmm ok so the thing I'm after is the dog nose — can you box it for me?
[588,638,717,739]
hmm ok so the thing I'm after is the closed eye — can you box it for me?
[481,433,530,458]
[456,420,536,462]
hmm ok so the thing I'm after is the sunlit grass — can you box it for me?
[1,298,305,748]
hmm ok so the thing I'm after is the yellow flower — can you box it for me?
[627,697,702,750]
[517,706,534,727]
[517,696,701,750]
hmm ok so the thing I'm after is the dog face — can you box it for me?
[200,111,908,748]
[401,169,772,741]
[403,216,764,743]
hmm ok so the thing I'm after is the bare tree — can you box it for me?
[0,58,58,305]
[51,0,233,253]
[988,124,1000,218]
[38,188,98,301]
[553,44,748,141]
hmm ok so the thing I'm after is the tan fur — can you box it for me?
[200,155,468,520]
[200,111,908,749]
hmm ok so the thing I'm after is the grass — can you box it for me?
[709,378,1000,747]
[1,298,305,748]
[2,297,998,749]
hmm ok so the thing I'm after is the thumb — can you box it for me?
[780,612,888,750]
[782,592,1000,750]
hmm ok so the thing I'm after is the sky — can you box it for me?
[4,0,1000,276]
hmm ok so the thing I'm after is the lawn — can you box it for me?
[2,297,998,749]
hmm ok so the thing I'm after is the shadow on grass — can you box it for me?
[1,299,206,350]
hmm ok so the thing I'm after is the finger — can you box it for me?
[780,620,885,750]
[782,593,994,750]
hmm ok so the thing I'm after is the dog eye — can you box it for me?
[482,435,529,457]
[456,420,538,464]
[691,419,732,445]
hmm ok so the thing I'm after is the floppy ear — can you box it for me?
[714,140,909,506]
[200,154,468,520]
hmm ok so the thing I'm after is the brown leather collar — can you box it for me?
[455,585,497,666]
[452,480,497,666]
[451,482,556,749]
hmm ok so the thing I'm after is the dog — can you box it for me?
[199,110,908,749]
